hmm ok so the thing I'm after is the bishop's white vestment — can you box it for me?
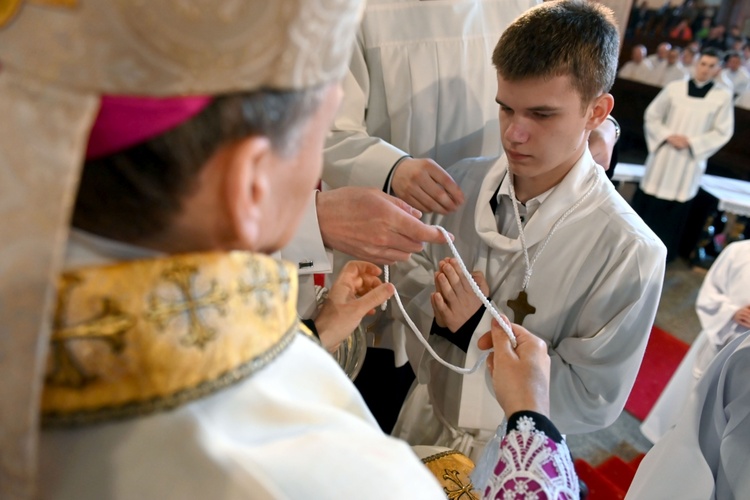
[390,149,666,458]
[38,232,445,499]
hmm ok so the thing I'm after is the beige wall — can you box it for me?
[595,0,635,48]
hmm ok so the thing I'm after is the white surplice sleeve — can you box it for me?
[626,333,750,499]
[550,236,666,433]
[687,88,734,160]
[643,84,675,153]
[696,243,746,347]
[323,31,407,190]
[278,194,333,318]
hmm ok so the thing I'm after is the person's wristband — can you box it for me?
[383,155,413,194]
[605,115,621,144]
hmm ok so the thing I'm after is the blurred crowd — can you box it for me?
[622,0,750,108]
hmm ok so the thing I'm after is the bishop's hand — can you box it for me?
[431,258,489,332]
[315,261,395,353]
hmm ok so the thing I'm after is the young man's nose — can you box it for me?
[504,121,529,144]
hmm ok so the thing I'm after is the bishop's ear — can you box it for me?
[222,135,274,250]
[586,93,615,131]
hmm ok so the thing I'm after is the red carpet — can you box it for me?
[624,326,690,421]
[575,454,646,499]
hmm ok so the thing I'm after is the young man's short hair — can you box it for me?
[701,47,724,61]
[724,50,741,63]
[491,0,619,106]
[73,86,325,243]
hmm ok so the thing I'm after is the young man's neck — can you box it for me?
[511,154,583,204]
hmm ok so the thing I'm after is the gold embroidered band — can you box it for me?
[42,251,299,426]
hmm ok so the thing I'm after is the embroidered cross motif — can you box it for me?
[146,264,229,349]
[276,262,291,302]
[507,290,536,325]
[238,260,274,316]
[237,260,292,316]
[47,274,135,388]
[442,469,478,500]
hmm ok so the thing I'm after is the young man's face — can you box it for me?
[727,55,741,72]
[667,49,680,65]
[694,55,721,82]
[632,46,645,63]
[496,73,595,189]
[682,50,695,66]
[657,43,670,60]
[259,83,342,253]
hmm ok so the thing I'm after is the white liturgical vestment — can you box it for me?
[627,331,750,499]
[660,64,689,86]
[390,149,666,457]
[640,239,750,444]
[617,60,657,85]
[640,79,734,202]
[38,233,445,500]
[323,0,537,190]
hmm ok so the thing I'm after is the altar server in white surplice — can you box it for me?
[640,239,750,444]
[618,45,657,85]
[737,88,750,110]
[313,0,623,434]
[721,51,750,98]
[660,47,689,86]
[627,330,750,499]
[632,48,734,260]
[389,1,666,460]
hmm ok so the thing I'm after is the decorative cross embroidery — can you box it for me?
[237,260,292,316]
[507,290,536,325]
[276,262,291,302]
[237,260,275,316]
[442,469,478,500]
[47,274,135,388]
[146,264,229,348]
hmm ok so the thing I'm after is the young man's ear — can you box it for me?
[586,93,615,131]
[222,135,274,250]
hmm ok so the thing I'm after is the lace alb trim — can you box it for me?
[483,416,578,499]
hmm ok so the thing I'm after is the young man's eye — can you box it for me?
[533,112,552,119]
[500,106,512,114]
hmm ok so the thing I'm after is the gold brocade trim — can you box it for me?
[0,0,76,29]
[42,251,299,426]
[421,450,478,500]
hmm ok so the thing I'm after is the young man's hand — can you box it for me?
[391,158,464,215]
[477,317,551,417]
[315,261,394,352]
[431,258,488,332]
[733,304,750,329]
